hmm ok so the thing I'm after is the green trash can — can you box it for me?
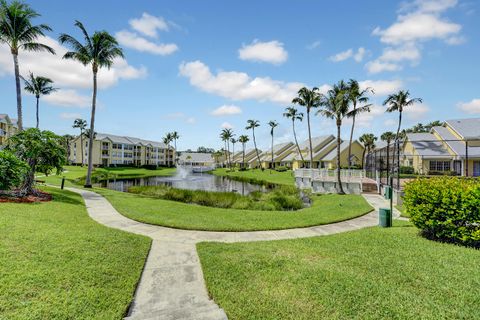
[379,208,392,228]
[384,186,392,200]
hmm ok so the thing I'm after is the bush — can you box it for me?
[403,177,480,248]
[0,151,29,190]
[400,166,414,174]
[428,170,458,176]
[275,166,288,172]
[141,164,158,170]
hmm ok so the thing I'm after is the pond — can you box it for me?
[100,167,271,195]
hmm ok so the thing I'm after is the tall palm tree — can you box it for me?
[347,79,373,169]
[220,128,233,169]
[72,118,87,166]
[246,119,262,170]
[163,132,173,167]
[268,120,278,170]
[230,137,237,170]
[171,131,179,163]
[0,0,55,131]
[238,134,249,169]
[21,72,56,128]
[359,133,377,170]
[292,87,321,169]
[383,90,422,189]
[283,106,305,167]
[381,131,396,182]
[318,81,370,194]
[59,20,123,187]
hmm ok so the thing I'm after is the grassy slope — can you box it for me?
[39,165,176,187]
[212,168,295,186]
[96,188,373,231]
[0,188,151,320]
[395,204,409,218]
[197,221,480,320]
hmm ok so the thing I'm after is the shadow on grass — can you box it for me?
[50,190,85,206]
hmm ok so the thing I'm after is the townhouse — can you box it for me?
[0,114,18,147]
[178,152,215,167]
[402,118,480,176]
[69,133,175,167]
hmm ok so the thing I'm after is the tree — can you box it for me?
[72,118,87,166]
[381,131,396,181]
[347,79,373,169]
[171,131,179,163]
[283,106,305,167]
[230,137,237,170]
[220,128,233,169]
[268,120,278,171]
[238,135,249,169]
[59,20,124,188]
[83,128,96,140]
[384,90,422,189]
[62,134,75,161]
[246,120,262,170]
[21,72,56,129]
[0,0,55,131]
[163,132,173,166]
[7,128,66,195]
[318,81,370,194]
[0,150,28,191]
[359,133,377,169]
[292,87,321,169]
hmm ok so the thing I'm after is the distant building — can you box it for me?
[0,114,18,147]
[178,152,215,167]
[69,133,174,167]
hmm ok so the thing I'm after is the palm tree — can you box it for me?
[283,106,305,167]
[59,20,124,188]
[384,90,422,189]
[347,79,373,169]
[163,133,173,167]
[238,134,249,169]
[246,120,262,170]
[0,0,55,131]
[21,72,56,128]
[381,131,396,182]
[72,118,87,166]
[292,87,321,169]
[230,137,237,170]
[359,133,377,169]
[268,120,279,170]
[171,131,179,163]
[220,128,233,169]
[318,81,370,194]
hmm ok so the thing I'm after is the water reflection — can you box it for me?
[101,171,269,195]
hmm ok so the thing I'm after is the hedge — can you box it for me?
[403,177,480,248]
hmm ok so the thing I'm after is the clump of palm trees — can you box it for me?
[163,131,180,167]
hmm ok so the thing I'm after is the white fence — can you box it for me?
[294,169,366,182]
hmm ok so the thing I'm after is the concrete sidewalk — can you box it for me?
[69,187,400,320]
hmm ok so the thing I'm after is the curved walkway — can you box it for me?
[68,187,400,320]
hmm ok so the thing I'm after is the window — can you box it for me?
[429,161,450,172]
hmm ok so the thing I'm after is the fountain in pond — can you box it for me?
[175,165,191,179]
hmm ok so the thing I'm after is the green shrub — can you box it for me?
[400,166,414,174]
[404,177,480,248]
[428,170,458,176]
[0,150,29,190]
[275,166,288,172]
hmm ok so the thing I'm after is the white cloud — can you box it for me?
[445,35,466,45]
[400,0,458,14]
[353,47,367,62]
[379,45,421,62]
[404,102,429,120]
[365,60,402,74]
[179,60,304,104]
[384,119,398,126]
[317,84,332,95]
[43,89,91,108]
[0,36,146,90]
[359,80,403,96]
[186,117,196,124]
[211,105,242,116]
[129,12,169,38]
[116,30,178,56]
[457,99,480,114]
[238,40,288,65]
[163,112,196,124]
[60,112,82,120]
[221,122,234,129]
[344,104,385,128]
[306,40,321,50]
[329,49,353,62]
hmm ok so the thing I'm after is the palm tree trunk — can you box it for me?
[253,128,261,170]
[307,109,313,169]
[12,53,23,131]
[386,142,390,182]
[174,139,177,164]
[232,143,235,170]
[35,96,40,129]
[85,69,98,188]
[292,119,304,167]
[242,143,245,169]
[362,148,366,169]
[80,129,84,166]
[393,111,402,189]
[20,158,36,195]
[336,121,345,194]
[348,103,356,170]
[271,132,274,171]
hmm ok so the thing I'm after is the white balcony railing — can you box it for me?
[294,169,365,181]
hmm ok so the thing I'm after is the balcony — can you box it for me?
[102,145,109,150]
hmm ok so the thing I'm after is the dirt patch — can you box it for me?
[0,190,52,203]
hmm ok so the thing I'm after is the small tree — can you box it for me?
[7,128,66,195]
[0,150,28,191]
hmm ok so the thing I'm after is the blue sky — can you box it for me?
[0,0,479,150]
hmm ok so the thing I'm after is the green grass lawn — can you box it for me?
[0,187,151,319]
[395,204,409,218]
[212,168,295,186]
[197,221,480,320]
[38,165,176,187]
[95,188,373,231]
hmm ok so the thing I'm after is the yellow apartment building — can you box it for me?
[0,114,18,147]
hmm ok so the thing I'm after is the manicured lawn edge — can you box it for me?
[211,168,295,186]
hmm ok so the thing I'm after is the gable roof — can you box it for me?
[322,141,351,161]
[446,118,480,140]
[406,133,451,157]
[178,152,213,163]
[434,126,480,157]
[95,133,167,148]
